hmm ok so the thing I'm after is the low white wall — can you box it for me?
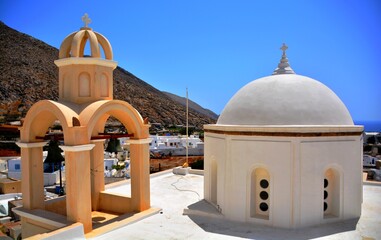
[8,171,65,186]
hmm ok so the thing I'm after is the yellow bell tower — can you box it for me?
[16,14,152,238]
[54,13,117,104]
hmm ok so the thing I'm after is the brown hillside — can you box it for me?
[0,22,215,129]
[163,91,218,120]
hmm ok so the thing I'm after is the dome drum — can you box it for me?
[55,58,116,104]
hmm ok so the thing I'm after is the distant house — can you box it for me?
[7,157,65,186]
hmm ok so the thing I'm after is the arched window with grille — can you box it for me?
[250,167,270,220]
[323,168,341,219]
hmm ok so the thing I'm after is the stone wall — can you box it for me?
[150,156,203,172]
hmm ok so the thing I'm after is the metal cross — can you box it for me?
[81,13,91,28]
[280,43,288,54]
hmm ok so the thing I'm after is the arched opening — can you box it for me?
[323,168,341,218]
[99,44,106,59]
[42,123,67,216]
[76,31,100,58]
[210,159,217,204]
[250,167,270,220]
[20,101,77,143]
[103,116,131,187]
[43,122,65,186]
[18,101,78,217]
[81,100,146,140]
[82,39,92,57]
[88,114,132,213]
[81,100,150,215]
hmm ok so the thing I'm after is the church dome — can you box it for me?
[217,44,353,126]
[58,13,113,60]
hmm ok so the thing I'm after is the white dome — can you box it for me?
[217,74,354,125]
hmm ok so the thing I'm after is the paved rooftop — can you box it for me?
[91,171,381,240]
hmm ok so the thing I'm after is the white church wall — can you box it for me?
[204,134,226,211]
[299,136,362,227]
[217,137,228,214]
[267,139,292,228]
[340,136,363,219]
[205,128,362,229]
[229,137,292,227]
[291,139,302,228]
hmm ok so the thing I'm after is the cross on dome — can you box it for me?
[272,43,295,75]
[81,13,91,28]
[281,43,288,55]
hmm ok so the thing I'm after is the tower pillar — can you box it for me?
[60,144,94,233]
[90,140,106,211]
[128,138,151,211]
[16,142,47,210]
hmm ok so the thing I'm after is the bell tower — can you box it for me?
[54,13,117,104]
[16,14,152,237]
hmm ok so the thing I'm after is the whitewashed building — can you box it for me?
[203,44,363,228]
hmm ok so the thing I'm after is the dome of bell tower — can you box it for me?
[58,13,113,60]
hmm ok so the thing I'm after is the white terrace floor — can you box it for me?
[91,171,381,240]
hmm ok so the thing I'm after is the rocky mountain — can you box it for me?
[0,22,216,129]
[163,91,218,120]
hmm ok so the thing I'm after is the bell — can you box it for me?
[44,140,65,195]
[45,140,64,163]
[105,138,123,153]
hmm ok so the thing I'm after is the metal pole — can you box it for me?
[186,87,189,167]
[59,162,63,195]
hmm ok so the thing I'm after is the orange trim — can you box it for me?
[204,129,362,137]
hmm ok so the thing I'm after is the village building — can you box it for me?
[14,14,153,238]
[203,44,364,228]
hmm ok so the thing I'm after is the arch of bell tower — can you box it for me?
[20,100,78,143]
[80,100,149,139]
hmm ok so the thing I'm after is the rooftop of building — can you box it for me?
[87,170,381,240]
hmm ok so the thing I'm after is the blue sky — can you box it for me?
[1,0,380,121]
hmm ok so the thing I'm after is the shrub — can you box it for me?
[190,159,204,170]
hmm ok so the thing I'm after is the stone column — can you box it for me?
[60,144,94,233]
[128,138,151,212]
[90,140,105,211]
[16,142,47,210]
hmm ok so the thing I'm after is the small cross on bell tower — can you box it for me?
[81,13,92,28]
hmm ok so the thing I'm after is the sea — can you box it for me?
[354,120,381,132]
